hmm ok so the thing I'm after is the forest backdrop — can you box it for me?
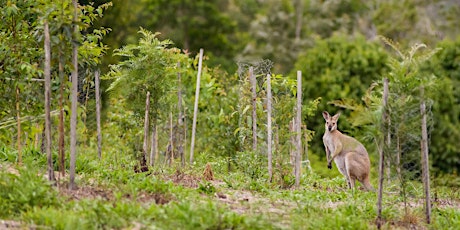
[91,0,460,175]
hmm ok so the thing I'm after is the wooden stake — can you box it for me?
[44,20,55,182]
[69,0,79,190]
[420,87,431,224]
[295,71,302,187]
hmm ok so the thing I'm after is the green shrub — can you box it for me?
[198,181,216,195]
[0,145,17,162]
[153,200,275,230]
[0,167,60,218]
[233,151,267,180]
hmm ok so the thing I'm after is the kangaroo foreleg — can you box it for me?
[327,142,342,168]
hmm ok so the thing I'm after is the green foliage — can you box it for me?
[107,28,189,121]
[378,37,440,182]
[307,0,368,38]
[152,200,274,230]
[421,38,460,174]
[372,0,418,42]
[198,181,216,195]
[238,0,303,74]
[0,166,60,218]
[190,68,241,158]
[432,208,460,229]
[233,151,267,181]
[0,0,44,144]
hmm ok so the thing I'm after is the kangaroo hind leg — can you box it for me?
[360,175,374,192]
[344,153,358,190]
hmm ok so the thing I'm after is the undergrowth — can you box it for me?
[0,146,459,229]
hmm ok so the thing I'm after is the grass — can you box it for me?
[0,146,459,229]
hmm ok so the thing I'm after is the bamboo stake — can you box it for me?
[190,48,203,164]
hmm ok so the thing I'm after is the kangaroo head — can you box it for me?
[322,111,341,132]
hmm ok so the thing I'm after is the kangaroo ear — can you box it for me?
[332,112,341,120]
[322,111,330,120]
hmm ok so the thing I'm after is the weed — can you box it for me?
[198,181,216,195]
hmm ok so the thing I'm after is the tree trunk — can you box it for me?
[295,71,302,187]
[295,0,303,41]
[177,62,184,166]
[58,46,65,177]
[190,48,203,164]
[266,74,273,182]
[420,87,431,224]
[249,67,257,152]
[69,0,79,190]
[377,77,389,229]
[44,20,55,182]
[95,70,102,159]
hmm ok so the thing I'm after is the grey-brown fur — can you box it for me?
[322,111,374,191]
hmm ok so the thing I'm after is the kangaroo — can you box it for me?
[322,111,374,191]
